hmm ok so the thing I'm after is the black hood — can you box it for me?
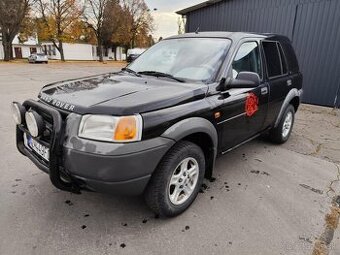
[39,73,208,115]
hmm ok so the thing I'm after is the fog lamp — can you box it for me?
[25,111,44,137]
[11,102,26,125]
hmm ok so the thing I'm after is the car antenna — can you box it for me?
[195,27,200,34]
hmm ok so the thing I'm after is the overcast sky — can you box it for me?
[144,0,205,39]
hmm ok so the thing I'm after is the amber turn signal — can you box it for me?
[114,116,138,141]
[214,112,221,119]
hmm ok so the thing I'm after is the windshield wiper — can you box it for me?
[121,67,141,77]
[138,71,185,83]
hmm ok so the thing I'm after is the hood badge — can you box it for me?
[40,93,75,112]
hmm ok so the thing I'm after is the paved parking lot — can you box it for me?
[0,62,339,255]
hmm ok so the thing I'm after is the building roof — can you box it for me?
[176,0,223,15]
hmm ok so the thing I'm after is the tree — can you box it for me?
[0,0,32,61]
[121,0,153,49]
[20,16,96,45]
[134,27,154,47]
[18,13,37,42]
[37,0,83,61]
[83,0,123,62]
[67,19,96,44]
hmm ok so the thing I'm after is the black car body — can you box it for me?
[12,32,302,217]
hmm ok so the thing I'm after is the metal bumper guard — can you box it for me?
[16,99,81,194]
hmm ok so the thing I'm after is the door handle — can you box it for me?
[287,79,292,86]
[261,87,268,95]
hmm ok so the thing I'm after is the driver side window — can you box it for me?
[232,42,262,79]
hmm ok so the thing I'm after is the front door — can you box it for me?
[14,47,22,59]
[219,41,269,152]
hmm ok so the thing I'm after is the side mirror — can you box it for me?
[218,72,261,91]
[236,72,261,86]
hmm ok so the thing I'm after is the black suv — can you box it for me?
[12,32,302,217]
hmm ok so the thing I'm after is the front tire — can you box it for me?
[144,141,205,217]
[269,104,295,144]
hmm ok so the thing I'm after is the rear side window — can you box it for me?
[278,44,288,74]
[281,41,299,73]
[262,41,287,78]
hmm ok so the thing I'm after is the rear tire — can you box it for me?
[269,104,295,144]
[144,141,205,217]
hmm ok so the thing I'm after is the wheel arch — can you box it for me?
[161,117,218,179]
[274,88,303,127]
[290,96,300,112]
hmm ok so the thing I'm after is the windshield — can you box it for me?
[128,38,231,83]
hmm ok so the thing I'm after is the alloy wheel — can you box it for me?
[282,111,293,138]
[168,157,199,205]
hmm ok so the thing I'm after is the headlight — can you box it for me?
[25,111,44,137]
[78,114,143,142]
[11,102,26,125]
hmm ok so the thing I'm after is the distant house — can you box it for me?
[0,33,126,61]
[0,34,42,60]
[41,42,126,61]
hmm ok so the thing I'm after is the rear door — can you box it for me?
[219,41,269,152]
[261,41,291,127]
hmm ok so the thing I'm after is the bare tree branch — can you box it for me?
[83,0,120,62]
[36,0,83,61]
[120,0,153,49]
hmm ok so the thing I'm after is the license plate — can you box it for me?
[24,133,50,162]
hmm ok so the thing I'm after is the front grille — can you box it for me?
[38,108,69,144]
[39,111,53,143]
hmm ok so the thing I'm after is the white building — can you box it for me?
[41,42,126,61]
[0,33,126,61]
[0,34,42,60]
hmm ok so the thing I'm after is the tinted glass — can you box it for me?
[281,41,299,73]
[232,42,262,79]
[129,38,231,83]
[263,41,282,78]
[278,43,288,74]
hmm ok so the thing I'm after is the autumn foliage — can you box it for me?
[8,0,154,62]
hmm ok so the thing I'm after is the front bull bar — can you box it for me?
[16,99,80,194]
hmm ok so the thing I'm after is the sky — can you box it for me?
[144,0,205,39]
